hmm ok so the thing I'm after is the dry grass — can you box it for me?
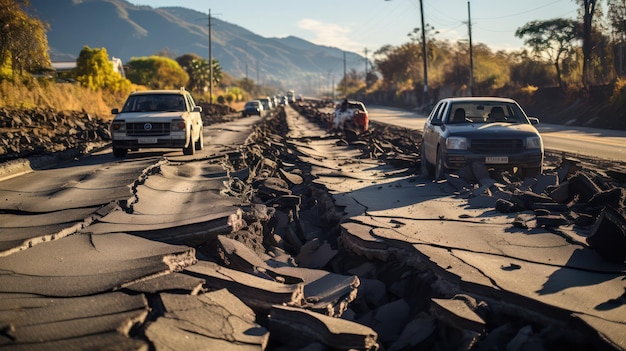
[0,80,127,120]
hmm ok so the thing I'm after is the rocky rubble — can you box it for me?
[0,107,111,162]
[443,155,626,264]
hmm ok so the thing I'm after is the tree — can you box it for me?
[175,54,222,92]
[75,46,130,92]
[209,58,223,87]
[374,43,422,90]
[337,68,365,96]
[188,58,210,92]
[577,0,598,88]
[509,49,557,87]
[237,77,257,96]
[607,0,626,76]
[0,0,50,80]
[126,56,188,89]
[176,53,201,90]
[516,18,580,89]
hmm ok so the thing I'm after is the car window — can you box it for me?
[431,102,446,124]
[446,102,528,124]
[121,94,187,112]
[427,102,442,122]
[186,94,197,111]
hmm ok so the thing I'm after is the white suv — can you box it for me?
[110,89,204,157]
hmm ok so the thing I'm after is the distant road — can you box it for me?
[367,106,626,163]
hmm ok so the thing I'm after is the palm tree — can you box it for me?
[187,58,222,92]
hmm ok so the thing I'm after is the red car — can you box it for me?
[332,100,369,132]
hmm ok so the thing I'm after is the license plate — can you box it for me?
[485,156,508,164]
[138,137,157,144]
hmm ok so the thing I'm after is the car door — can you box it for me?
[422,101,447,165]
[185,94,202,140]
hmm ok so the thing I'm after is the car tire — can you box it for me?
[183,131,195,155]
[420,144,432,178]
[112,146,128,158]
[435,145,446,180]
[195,127,204,151]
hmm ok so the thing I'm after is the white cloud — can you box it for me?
[297,18,362,51]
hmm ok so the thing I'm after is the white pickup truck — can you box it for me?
[110,89,204,157]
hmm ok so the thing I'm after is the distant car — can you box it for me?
[332,100,369,132]
[287,90,296,103]
[109,88,203,157]
[242,100,263,117]
[280,96,289,105]
[420,96,544,180]
[259,97,273,111]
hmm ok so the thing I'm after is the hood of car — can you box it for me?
[115,111,187,120]
[445,122,540,138]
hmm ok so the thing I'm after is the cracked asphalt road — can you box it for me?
[0,104,624,350]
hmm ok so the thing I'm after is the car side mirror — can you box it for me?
[528,117,539,125]
[193,106,202,113]
[430,119,442,126]
[111,108,119,114]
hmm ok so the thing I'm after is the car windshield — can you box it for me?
[446,102,528,124]
[121,94,186,112]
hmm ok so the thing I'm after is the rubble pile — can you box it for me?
[291,102,422,168]
[442,157,626,263]
[0,107,111,161]
[196,101,239,124]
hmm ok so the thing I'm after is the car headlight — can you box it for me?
[111,120,125,132]
[446,137,468,150]
[526,136,543,149]
[171,119,186,131]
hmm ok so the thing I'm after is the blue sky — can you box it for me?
[128,0,580,54]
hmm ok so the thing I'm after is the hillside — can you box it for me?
[26,0,367,93]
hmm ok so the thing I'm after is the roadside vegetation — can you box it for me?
[335,0,626,127]
[0,0,625,127]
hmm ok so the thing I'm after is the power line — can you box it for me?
[473,0,566,20]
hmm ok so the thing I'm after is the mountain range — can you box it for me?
[26,0,368,93]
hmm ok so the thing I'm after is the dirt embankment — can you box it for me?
[516,85,626,130]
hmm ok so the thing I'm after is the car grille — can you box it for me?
[470,139,524,153]
[126,122,170,136]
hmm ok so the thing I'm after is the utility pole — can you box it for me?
[419,0,428,108]
[343,51,347,97]
[327,70,331,99]
[208,9,213,104]
[467,1,474,96]
[364,47,368,89]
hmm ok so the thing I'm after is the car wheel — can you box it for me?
[522,166,542,178]
[419,144,431,178]
[183,131,195,155]
[434,145,447,180]
[112,146,127,158]
[195,127,204,151]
